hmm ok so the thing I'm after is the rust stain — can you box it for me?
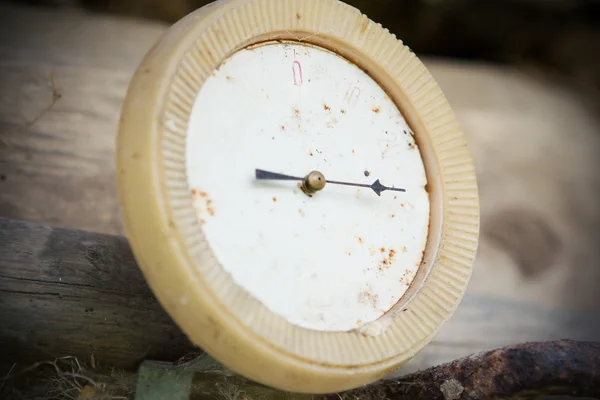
[323,104,330,111]
[294,107,300,117]
[380,247,386,253]
[356,319,362,326]
[272,196,277,202]
[191,188,215,217]
[399,273,410,287]
[352,149,355,154]
[280,125,285,131]
[372,105,380,113]
[379,248,397,271]
[403,246,408,253]
[358,237,364,244]
[296,12,301,20]
[401,203,405,208]
[358,289,379,309]
[191,188,208,198]
[309,151,313,156]
[226,75,232,81]
[394,196,397,200]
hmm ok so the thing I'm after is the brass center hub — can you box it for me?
[300,171,326,195]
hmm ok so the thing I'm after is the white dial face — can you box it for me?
[186,41,429,332]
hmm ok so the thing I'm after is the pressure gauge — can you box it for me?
[117,0,479,394]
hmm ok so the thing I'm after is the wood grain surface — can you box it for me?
[1,216,599,378]
[0,218,197,373]
[1,0,599,379]
[0,2,166,235]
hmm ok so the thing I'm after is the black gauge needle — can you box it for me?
[255,169,406,196]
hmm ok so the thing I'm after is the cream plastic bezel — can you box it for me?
[116,0,479,393]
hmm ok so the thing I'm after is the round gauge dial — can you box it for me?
[117,0,479,394]
[188,41,429,332]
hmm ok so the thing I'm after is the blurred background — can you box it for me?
[7,0,600,99]
[0,0,599,398]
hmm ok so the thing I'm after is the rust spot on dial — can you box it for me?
[191,188,215,218]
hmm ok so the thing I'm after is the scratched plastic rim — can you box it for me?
[116,0,480,393]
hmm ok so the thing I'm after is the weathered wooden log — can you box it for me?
[325,340,600,400]
[2,216,600,384]
[0,217,198,373]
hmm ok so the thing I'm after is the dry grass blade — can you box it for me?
[1,356,134,400]
[0,363,16,394]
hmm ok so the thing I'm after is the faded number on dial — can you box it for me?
[292,49,303,86]
[345,84,361,107]
[292,61,303,86]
